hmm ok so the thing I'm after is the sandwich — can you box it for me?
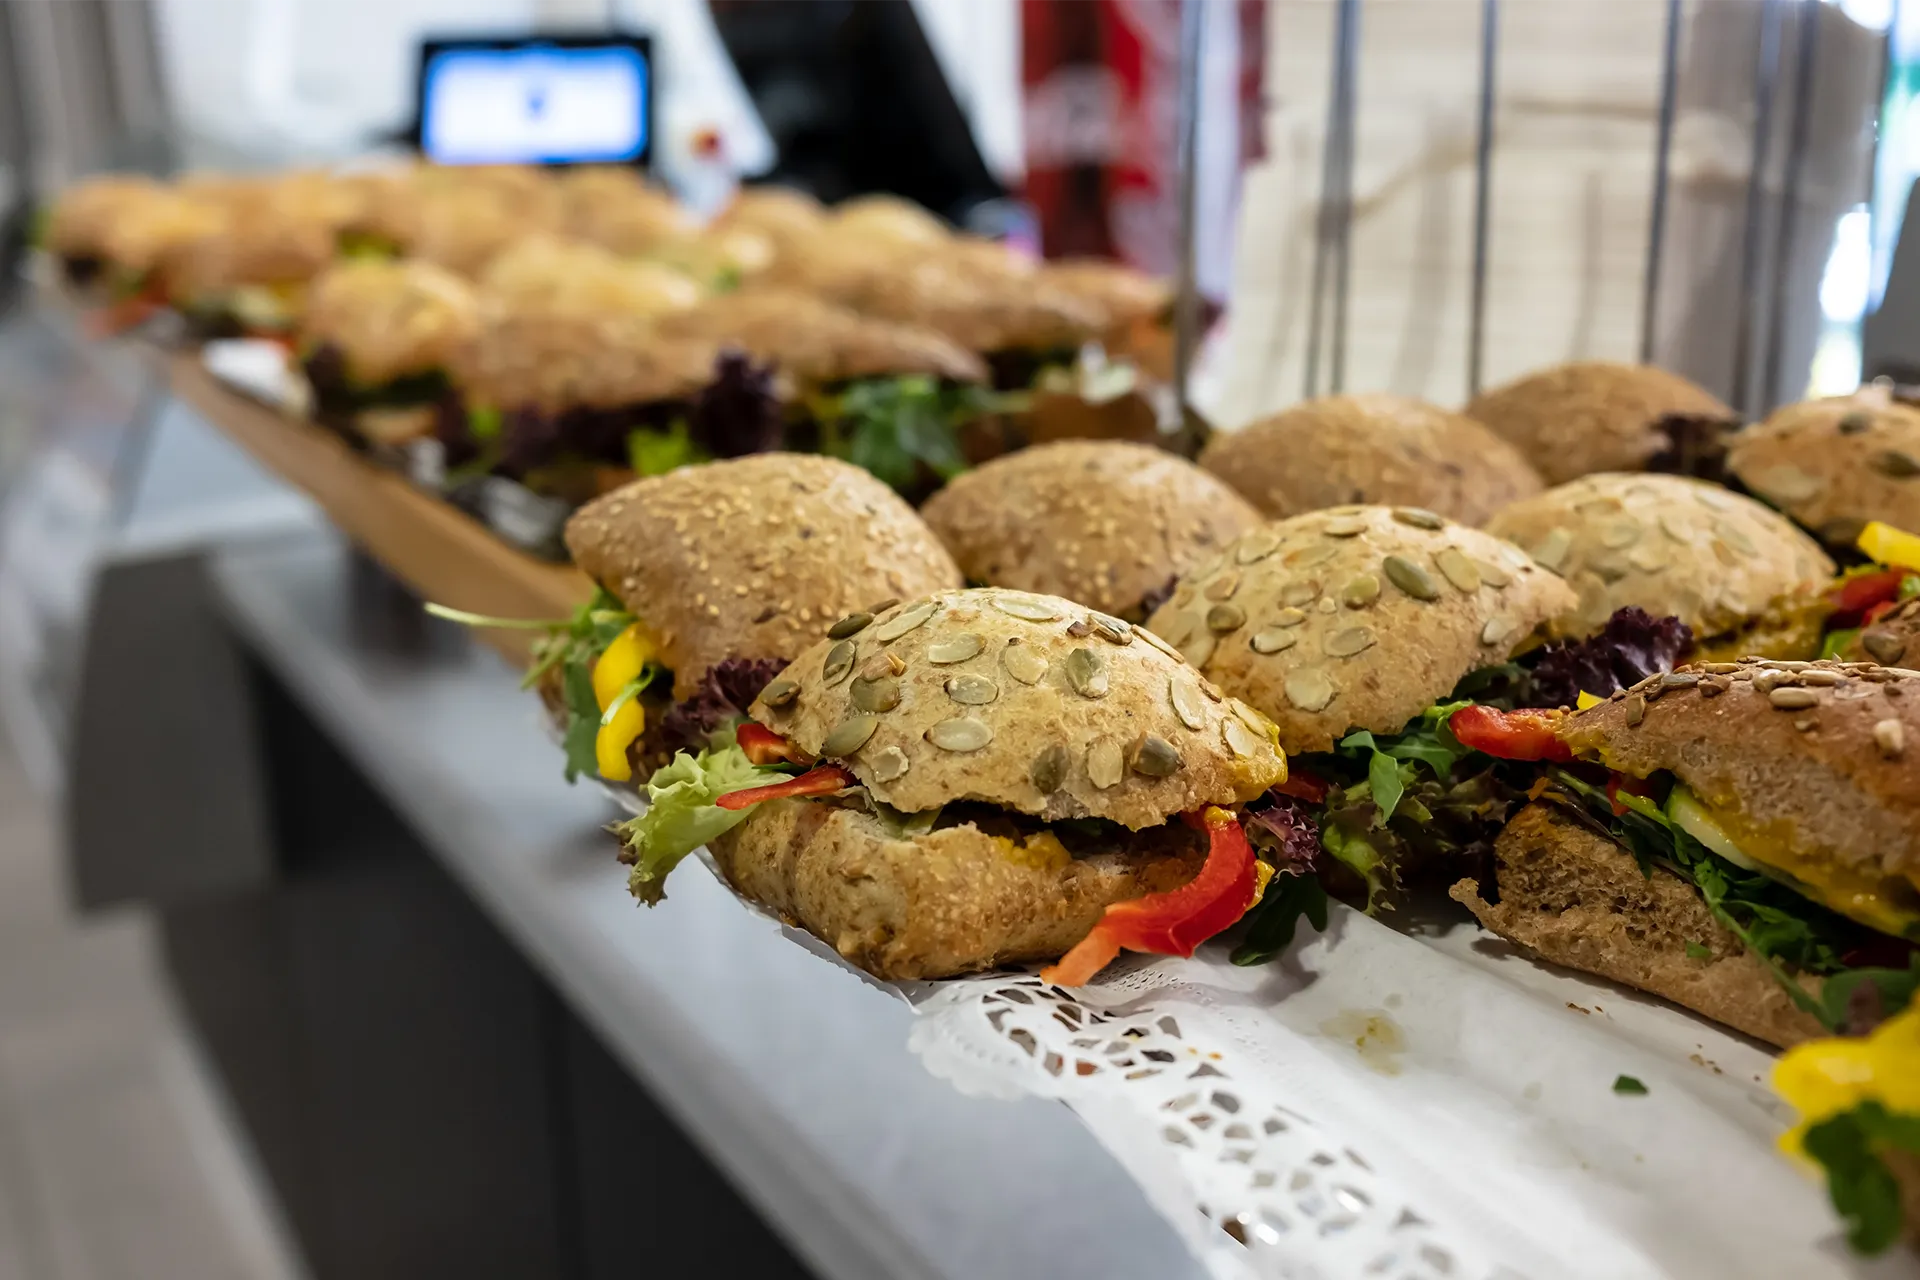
[1774,994,1920,1255]
[41,177,225,327]
[1198,393,1544,525]
[1727,387,1920,551]
[613,585,1289,982]
[405,178,566,278]
[555,166,696,257]
[1146,505,1619,924]
[1449,659,1919,1050]
[1485,473,1836,658]
[297,258,480,446]
[476,235,705,321]
[919,440,1263,621]
[713,185,827,248]
[456,454,964,787]
[1464,360,1740,485]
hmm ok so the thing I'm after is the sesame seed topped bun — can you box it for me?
[1727,389,1920,547]
[919,441,1263,621]
[749,587,1287,828]
[1484,473,1835,648]
[1464,361,1738,485]
[1198,394,1544,526]
[565,455,962,699]
[1147,506,1576,753]
[658,287,987,387]
[449,310,719,415]
[300,258,479,388]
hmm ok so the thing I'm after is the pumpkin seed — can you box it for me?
[1751,465,1824,502]
[1341,573,1381,607]
[1273,607,1308,627]
[927,633,984,664]
[991,595,1063,623]
[1863,629,1907,664]
[1066,619,1092,638]
[1178,631,1217,668]
[945,673,999,705]
[1234,530,1282,563]
[822,640,857,685]
[1869,449,1920,478]
[1091,613,1134,644]
[1434,548,1482,593]
[874,601,939,641]
[1203,573,1241,602]
[1087,739,1125,789]
[760,678,800,708]
[851,676,902,712]
[1281,580,1320,607]
[926,717,993,752]
[1002,642,1050,684]
[1169,675,1207,729]
[1383,554,1440,601]
[1223,718,1264,758]
[1130,734,1182,777]
[1624,694,1646,725]
[827,611,873,639]
[870,745,911,782]
[1030,744,1069,793]
[1323,513,1368,537]
[1391,506,1444,530]
[1476,558,1512,588]
[1206,603,1247,633]
[822,714,880,756]
[1288,542,1340,569]
[1531,528,1574,571]
[1285,667,1336,711]
[1838,411,1873,434]
[1065,647,1110,698]
[1250,628,1299,654]
[1324,625,1375,658]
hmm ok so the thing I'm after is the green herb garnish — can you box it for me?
[1802,1101,1920,1254]
[1612,1074,1649,1096]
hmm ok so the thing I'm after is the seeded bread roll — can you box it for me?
[709,800,1205,980]
[1563,659,1920,900]
[1450,802,1825,1048]
[300,259,480,388]
[1727,390,1920,547]
[829,194,952,246]
[658,287,987,387]
[449,310,718,415]
[1198,394,1544,525]
[565,455,962,698]
[750,588,1287,827]
[161,210,336,301]
[45,175,170,263]
[557,168,697,256]
[1147,506,1576,754]
[478,236,703,321]
[1847,597,1920,667]
[1038,259,1172,330]
[716,186,827,245]
[1484,473,1835,645]
[919,442,1262,621]
[1464,361,1738,484]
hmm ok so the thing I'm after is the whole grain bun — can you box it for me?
[919,441,1262,620]
[716,186,827,244]
[1727,388,1920,546]
[658,287,987,387]
[830,195,952,246]
[1464,361,1738,484]
[159,209,336,300]
[1147,506,1576,753]
[1847,597,1920,667]
[1198,394,1544,525]
[45,175,168,261]
[1562,658,1920,902]
[448,309,718,414]
[478,236,703,321]
[565,455,961,698]
[1484,473,1835,644]
[556,167,696,256]
[1038,259,1173,331]
[1450,802,1824,1048]
[710,799,1205,980]
[749,587,1287,827]
[300,259,479,387]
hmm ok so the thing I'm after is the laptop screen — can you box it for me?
[417,36,653,167]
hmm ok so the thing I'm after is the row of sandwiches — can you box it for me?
[429,353,1920,1254]
[42,164,1174,519]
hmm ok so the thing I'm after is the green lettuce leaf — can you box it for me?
[816,376,1020,496]
[1802,1100,1920,1254]
[628,419,708,476]
[615,746,769,904]
[561,661,602,783]
[1231,872,1330,966]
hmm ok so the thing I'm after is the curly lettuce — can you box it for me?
[615,746,769,904]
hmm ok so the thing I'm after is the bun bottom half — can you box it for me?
[1450,802,1825,1049]
[709,800,1204,981]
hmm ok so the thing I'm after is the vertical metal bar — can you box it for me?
[1730,0,1786,415]
[1466,0,1500,397]
[1303,2,1352,398]
[1640,0,1683,364]
[1171,0,1206,428]
[1761,0,1820,412]
[1867,0,1901,320]
[1328,0,1362,394]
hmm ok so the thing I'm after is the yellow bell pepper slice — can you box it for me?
[592,623,654,711]
[595,698,646,782]
[1857,521,1920,574]
[1774,997,1920,1157]
[1575,691,1603,711]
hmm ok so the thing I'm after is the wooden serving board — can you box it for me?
[166,353,593,665]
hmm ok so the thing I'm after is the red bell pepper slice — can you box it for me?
[1041,807,1259,986]
[1272,770,1329,804]
[736,722,804,766]
[1828,570,1906,626]
[714,764,853,811]
[1448,705,1574,762]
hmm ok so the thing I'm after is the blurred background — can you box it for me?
[0,2,1916,1278]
